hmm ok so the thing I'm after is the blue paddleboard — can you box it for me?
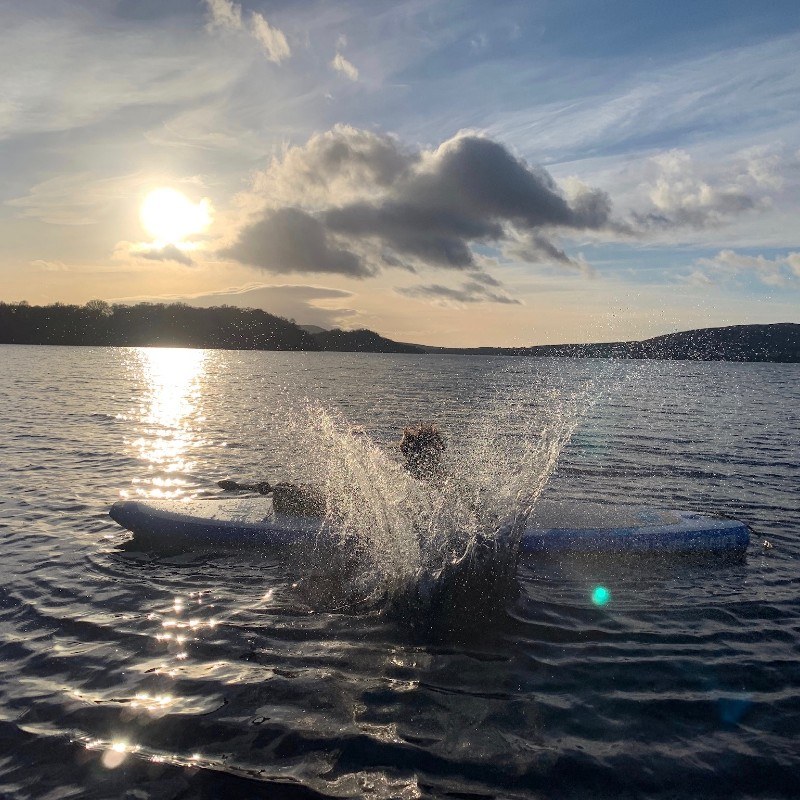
[109,497,750,555]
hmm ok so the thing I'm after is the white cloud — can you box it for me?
[695,249,800,286]
[684,270,714,287]
[203,1,290,64]
[742,145,785,190]
[550,142,800,251]
[205,0,242,31]
[635,149,765,230]
[331,52,359,81]
[250,12,291,64]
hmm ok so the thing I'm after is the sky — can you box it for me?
[2,0,799,346]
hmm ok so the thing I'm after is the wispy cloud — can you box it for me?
[694,249,800,286]
[29,259,69,272]
[503,232,593,274]
[137,244,195,267]
[114,241,195,267]
[7,173,146,225]
[0,11,244,140]
[397,280,521,306]
[250,11,291,63]
[487,32,800,163]
[192,283,358,328]
[331,52,359,81]
[203,0,290,63]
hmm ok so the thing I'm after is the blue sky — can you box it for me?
[1,0,798,345]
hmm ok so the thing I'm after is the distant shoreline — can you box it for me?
[417,322,800,363]
[1,301,797,363]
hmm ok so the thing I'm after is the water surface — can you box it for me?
[1,345,797,799]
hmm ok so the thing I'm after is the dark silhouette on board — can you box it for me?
[399,423,447,483]
[219,423,446,515]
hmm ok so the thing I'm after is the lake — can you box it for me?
[0,344,798,799]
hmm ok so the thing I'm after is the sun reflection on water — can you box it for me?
[125,347,209,498]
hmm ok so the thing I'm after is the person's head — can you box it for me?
[400,423,446,481]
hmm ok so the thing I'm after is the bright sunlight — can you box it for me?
[140,188,211,245]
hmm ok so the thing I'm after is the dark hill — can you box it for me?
[312,328,424,354]
[0,301,315,350]
[0,301,795,362]
[421,323,799,363]
[636,323,799,362]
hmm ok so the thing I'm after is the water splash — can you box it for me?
[285,407,424,600]
[281,372,597,628]
[388,385,592,634]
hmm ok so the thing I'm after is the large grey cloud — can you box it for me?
[325,201,500,268]
[222,127,617,290]
[222,207,373,278]
[389,136,610,231]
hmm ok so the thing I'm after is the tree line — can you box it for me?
[0,300,315,350]
[2,300,793,360]
[0,300,424,353]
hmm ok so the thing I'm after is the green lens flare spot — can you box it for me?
[591,585,611,606]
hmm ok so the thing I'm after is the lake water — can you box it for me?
[0,345,798,799]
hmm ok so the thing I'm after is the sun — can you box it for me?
[140,188,211,245]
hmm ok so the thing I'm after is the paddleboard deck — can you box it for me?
[109,497,750,555]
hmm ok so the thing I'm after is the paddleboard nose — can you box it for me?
[109,500,139,531]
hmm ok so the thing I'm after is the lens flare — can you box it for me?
[591,585,611,606]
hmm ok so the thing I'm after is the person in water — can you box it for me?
[219,422,446,515]
[399,422,446,483]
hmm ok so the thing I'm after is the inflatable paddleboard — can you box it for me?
[109,497,750,555]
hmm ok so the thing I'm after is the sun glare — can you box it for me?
[140,188,211,245]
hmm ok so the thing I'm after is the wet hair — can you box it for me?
[400,423,446,481]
